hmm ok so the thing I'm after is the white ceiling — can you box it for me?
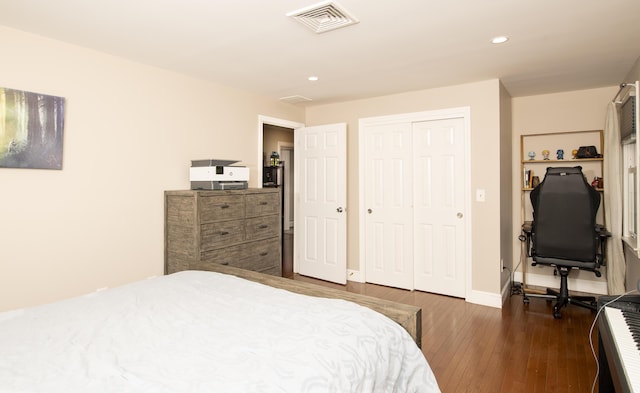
[1,0,639,105]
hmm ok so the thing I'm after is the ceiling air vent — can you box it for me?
[279,95,313,104]
[287,1,359,34]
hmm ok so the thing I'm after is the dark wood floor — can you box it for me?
[283,233,601,393]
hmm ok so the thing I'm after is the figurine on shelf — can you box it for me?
[572,149,579,159]
[556,149,564,160]
[528,151,536,160]
[542,150,550,160]
[591,177,603,189]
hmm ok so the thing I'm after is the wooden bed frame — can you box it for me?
[190,263,422,348]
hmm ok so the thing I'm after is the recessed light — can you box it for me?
[308,76,319,81]
[491,36,509,44]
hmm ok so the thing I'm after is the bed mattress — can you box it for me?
[0,270,439,393]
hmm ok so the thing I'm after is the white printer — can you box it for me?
[190,159,249,190]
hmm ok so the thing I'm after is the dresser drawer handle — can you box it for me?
[259,225,268,229]
[220,204,230,209]
[259,252,268,257]
[219,231,229,236]
[220,262,229,265]
[259,202,268,205]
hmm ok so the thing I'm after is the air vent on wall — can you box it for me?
[287,1,359,34]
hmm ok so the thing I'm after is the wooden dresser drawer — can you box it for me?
[201,237,280,273]
[200,220,245,250]
[246,192,279,217]
[245,215,280,241]
[240,238,281,272]
[201,245,242,267]
[199,195,244,222]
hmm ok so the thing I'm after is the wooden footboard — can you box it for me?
[190,263,422,348]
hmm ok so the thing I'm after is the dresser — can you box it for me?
[164,188,282,276]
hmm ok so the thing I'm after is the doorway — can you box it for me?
[259,115,304,278]
[262,124,293,210]
[278,144,294,231]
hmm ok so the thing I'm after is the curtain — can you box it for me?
[604,101,626,294]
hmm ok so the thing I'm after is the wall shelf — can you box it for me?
[520,130,604,214]
[523,158,603,164]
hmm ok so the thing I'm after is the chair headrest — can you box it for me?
[544,166,583,176]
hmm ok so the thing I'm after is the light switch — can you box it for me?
[476,189,486,202]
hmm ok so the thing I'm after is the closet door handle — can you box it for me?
[336,207,344,213]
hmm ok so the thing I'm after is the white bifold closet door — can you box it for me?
[412,118,466,298]
[362,117,466,298]
[363,122,415,289]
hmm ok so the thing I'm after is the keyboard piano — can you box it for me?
[598,297,640,393]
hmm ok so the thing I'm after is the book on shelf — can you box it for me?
[524,169,531,188]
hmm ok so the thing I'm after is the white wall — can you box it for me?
[499,83,513,293]
[0,26,304,311]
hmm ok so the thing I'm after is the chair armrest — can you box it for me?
[596,225,611,238]
[521,221,533,257]
[595,225,611,267]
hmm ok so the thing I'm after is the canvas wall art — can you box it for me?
[0,87,65,170]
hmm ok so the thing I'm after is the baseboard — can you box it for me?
[501,278,512,305]
[347,269,365,283]
[465,289,503,309]
[350,269,504,308]
[513,270,607,295]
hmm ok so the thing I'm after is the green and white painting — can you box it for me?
[0,87,65,169]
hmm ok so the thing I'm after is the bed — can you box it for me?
[0,265,440,392]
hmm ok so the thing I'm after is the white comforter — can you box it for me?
[0,270,440,393]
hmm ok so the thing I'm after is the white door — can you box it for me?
[294,123,347,284]
[413,118,466,297]
[363,123,414,289]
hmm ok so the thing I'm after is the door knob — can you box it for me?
[337,207,344,213]
[367,208,372,214]
[457,212,463,219]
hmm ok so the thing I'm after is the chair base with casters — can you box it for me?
[522,265,601,319]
